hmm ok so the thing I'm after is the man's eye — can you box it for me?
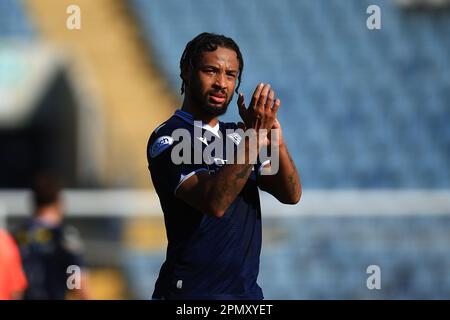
[227,73,236,78]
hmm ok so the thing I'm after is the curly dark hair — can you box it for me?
[32,174,62,209]
[179,32,244,95]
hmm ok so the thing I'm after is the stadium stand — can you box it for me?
[24,0,177,187]
[130,0,450,188]
[1,0,449,299]
[122,0,450,299]
[0,0,35,38]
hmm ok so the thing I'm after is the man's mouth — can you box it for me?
[209,93,226,104]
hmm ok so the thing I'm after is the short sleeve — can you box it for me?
[148,134,209,194]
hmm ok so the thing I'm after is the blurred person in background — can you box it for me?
[0,228,28,300]
[13,174,89,300]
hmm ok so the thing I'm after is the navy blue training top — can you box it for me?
[147,109,268,300]
[14,220,84,300]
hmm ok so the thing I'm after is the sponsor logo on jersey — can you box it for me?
[151,136,174,158]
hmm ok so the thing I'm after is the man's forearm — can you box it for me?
[259,142,301,204]
[207,163,254,215]
[205,136,260,215]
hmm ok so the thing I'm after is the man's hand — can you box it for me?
[238,84,300,205]
[237,83,280,134]
[238,83,284,150]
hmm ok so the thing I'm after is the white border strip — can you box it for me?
[0,189,450,217]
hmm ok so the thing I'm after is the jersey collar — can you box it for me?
[174,109,221,137]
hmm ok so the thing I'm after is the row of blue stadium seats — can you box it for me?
[259,216,450,298]
[129,0,450,188]
[0,0,35,38]
[120,215,450,299]
[120,250,450,299]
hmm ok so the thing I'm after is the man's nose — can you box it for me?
[214,73,227,89]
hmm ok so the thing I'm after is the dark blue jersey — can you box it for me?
[13,220,84,300]
[147,109,268,300]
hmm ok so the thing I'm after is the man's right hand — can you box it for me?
[237,83,281,133]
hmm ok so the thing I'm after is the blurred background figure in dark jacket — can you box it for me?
[13,174,89,300]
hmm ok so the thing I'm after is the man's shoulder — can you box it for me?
[150,114,189,138]
[147,114,191,160]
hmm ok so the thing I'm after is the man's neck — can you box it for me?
[181,99,218,127]
[35,205,62,227]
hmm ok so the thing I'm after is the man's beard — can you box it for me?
[193,92,231,117]
[200,100,229,117]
